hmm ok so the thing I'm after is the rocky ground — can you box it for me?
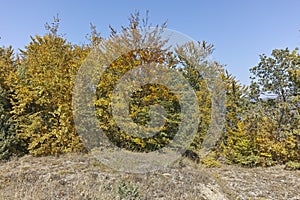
[0,153,299,200]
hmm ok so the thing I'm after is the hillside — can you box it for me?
[0,153,299,200]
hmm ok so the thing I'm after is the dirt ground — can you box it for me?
[0,153,299,200]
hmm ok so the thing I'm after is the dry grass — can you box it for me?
[0,153,299,200]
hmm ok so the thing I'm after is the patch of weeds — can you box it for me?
[200,152,221,168]
[116,180,141,200]
[285,161,300,170]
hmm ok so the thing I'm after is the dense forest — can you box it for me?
[0,13,299,169]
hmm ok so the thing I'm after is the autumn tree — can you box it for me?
[0,46,27,159]
[174,41,227,162]
[91,13,182,152]
[249,48,300,164]
[214,71,257,165]
[11,19,88,155]
[73,12,223,160]
[2,12,298,167]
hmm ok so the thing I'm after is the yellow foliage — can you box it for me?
[12,34,88,155]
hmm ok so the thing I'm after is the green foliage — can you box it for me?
[175,41,215,155]
[248,48,300,165]
[117,180,140,200]
[217,71,257,166]
[0,46,27,160]
[250,48,299,137]
[285,161,300,170]
[214,48,300,167]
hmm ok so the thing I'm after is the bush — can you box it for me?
[285,161,300,170]
[117,180,140,200]
[0,46,27,160]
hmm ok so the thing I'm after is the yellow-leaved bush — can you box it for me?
[11,34,88,155]
[0,13,298,168]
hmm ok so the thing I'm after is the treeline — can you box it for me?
[0,13,299,167]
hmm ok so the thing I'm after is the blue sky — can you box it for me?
[1,0,300,85]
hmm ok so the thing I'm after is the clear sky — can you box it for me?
[1,0,300,85]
